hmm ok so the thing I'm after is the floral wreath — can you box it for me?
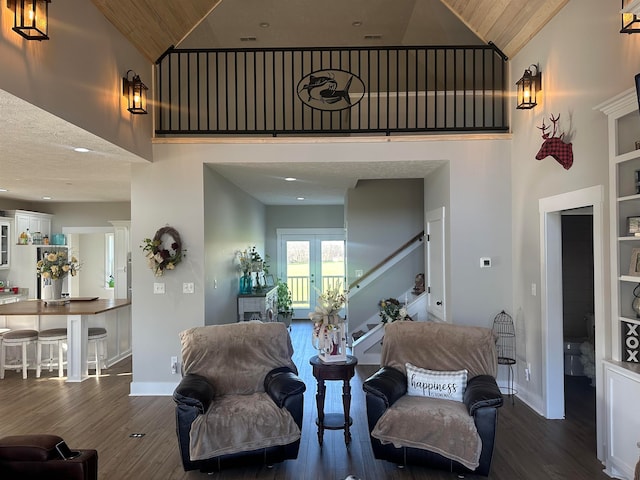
[141,226,185,276]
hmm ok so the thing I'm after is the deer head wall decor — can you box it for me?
[535,114,573,170]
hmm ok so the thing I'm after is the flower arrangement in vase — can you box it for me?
[36,250,80,300]
[236,246,269,293]
[309,282,348,363]
[36,250,80,280]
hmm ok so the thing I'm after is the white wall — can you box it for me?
[510,0,640,412]
[46,203,130,232]
[0,0,152,160]
[203,165,267,325]
[130,151,206,395]
[128,138,512,393]
[346,178,425,328]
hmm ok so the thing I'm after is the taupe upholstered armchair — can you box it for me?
[173,322,305,473]
[363,321,503,476]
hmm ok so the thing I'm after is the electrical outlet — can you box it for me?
[531,283,537,296]
[355,269,363,278]
[525,362,532,381]
[183,282,194,294]
[153,282,165,294]
[171,356,178,374]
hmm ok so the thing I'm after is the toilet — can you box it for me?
[564,338,585,376]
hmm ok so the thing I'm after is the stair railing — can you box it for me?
[348,231,424,298]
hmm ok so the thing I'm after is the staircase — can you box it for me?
[351,291,428,364]
[346,231,428,365]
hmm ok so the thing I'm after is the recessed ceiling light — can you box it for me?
[74,147,90,153]
[0,188,7,192]
[352,21,362,27]
[259,22,270,28]
[285,177,297,182]
[42,196,52,200]
[297,197,305,201]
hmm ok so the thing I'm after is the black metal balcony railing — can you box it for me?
[155,44,508,136]
[287,275,343,309]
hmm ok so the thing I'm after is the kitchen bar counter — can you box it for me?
[0,298,130,316]
[0,298,131,382]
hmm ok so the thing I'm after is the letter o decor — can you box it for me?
[141,226,185,276]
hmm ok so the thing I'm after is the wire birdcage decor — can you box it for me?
[492,310,515,362]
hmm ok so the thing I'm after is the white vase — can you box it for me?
[42,278,63,300]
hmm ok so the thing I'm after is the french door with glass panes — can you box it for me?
[276,228,345,319]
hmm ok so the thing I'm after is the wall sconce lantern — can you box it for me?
[8,0,50,40]
[621,0,640,33]
[516,64,541,110]
[122,70,148,115]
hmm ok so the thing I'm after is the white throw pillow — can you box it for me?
[405,363,468,402]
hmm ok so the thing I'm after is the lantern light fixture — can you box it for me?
[8,0,50,40]
[516,64,541,110]
[122,70,148,115]
[621,0,640,33]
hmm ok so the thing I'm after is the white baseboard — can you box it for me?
[129,381,178,396]
[512,382,545,416]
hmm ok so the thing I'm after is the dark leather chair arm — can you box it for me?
[264,367,306,408]
[362,366,407,408]
[173,374,215,414]
[463,374,503,416]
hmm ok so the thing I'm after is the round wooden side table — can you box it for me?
[309,354,358,446]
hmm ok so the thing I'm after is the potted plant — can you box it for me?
[276,278,294,327]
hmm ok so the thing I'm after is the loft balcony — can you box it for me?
[155,44,509,137]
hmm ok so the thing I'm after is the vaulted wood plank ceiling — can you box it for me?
[92,0,569,63]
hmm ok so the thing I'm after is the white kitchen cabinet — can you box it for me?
[603,360,640,480]
[0,219,11,269]
[7,209,52,244]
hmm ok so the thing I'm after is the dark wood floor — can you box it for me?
[0,320,609,480]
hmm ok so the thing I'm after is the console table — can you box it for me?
[237,287,277,322]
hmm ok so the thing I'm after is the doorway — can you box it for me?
[539,185,606,461]
[560,210,596,441]
[277,228,345,318]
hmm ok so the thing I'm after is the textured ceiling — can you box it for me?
[210,159,448,205]
[0,0,570,205]
[0,89,146,203]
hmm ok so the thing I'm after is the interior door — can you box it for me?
[426,207,446,321]
[277,229,345,319]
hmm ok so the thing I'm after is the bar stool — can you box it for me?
[36,328,68,378]
[0,329,38,379]
[87,327,107,375]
